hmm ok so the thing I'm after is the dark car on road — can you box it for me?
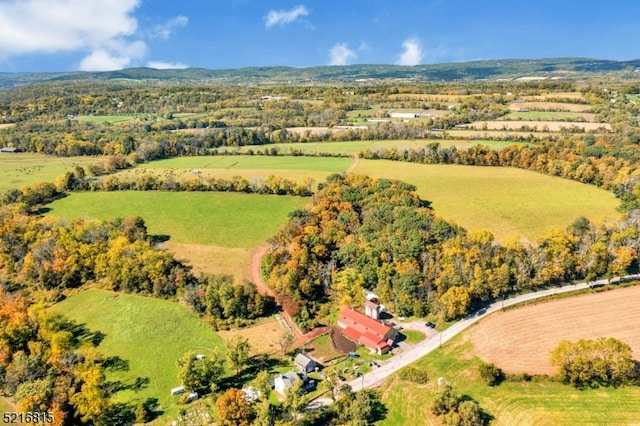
[425,322,436,328]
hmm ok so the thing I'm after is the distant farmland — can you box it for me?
[354,160,620,242]
[212,139,529,156]
[0,153,100,193]
[463,120,611,132]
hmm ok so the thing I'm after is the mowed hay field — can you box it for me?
[46,191,309,247]
[354,160,620,242]
[468,285,640,375]
[378,334,640,426]
[49,289,225,410]
[0,153,100,193]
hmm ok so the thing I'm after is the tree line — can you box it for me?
[263,174,640,325]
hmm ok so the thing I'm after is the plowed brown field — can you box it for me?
[468,286,640,375]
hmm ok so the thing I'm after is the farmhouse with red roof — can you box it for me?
[337,308,398,354]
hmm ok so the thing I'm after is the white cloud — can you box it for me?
[0,0,139,56]
[150,16,188,40]
[0,0,177,70]
[146,60,188,70]
[265,5,308,28]
[79,39,147,71]
[396,37,423,66]
[329,43,357,66]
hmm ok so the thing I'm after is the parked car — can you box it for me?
[425,322,436,328]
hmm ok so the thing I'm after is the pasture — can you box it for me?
[0,153,99,193]
[468,285,640,375]
[45,191,309,248]
[353,160,620,242]
[378,334,640,426]
[49,288,225,409]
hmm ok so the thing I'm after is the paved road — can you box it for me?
[307,274,640,409]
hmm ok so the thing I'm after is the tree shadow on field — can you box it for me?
[150,234,171,244]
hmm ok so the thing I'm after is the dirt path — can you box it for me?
[346,155,360,174]
[249,244,335,347]
[250,244,303,339]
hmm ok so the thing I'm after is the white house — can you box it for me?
[274,371,301,396]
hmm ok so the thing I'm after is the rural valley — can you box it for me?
[1,60,640,426]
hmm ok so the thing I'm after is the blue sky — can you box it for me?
[0,0,638,72]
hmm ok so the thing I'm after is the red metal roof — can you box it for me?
[338,308,394,351]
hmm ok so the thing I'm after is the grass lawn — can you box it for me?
[46,191,309,247]
[48,288,225,413]
[400,330,426,345]
[354,160,620,242]
[376,334,640,426]
[0,153,100,193]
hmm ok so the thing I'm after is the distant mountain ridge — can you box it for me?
[1,58,639,88]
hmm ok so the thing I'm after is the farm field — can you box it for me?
[521,92,586,102]
[214,139,528,156]
[138,155,352,173]
[0,123,16,129]
[507,101,593,112]
[45,191,309,247]
[353,160,620,242]
[464,120,611,132]
[77,115,137,124]
[49,288,225,411]
[444,129,565,140]
[377,333,640,426]
[0,153,100,193]
[501,111,598,121]
[468,285,640,375]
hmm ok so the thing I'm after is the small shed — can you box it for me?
[186,392,198,402]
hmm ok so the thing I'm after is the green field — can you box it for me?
[46,191,309,247]
[502,111,595,121]
[49,288,224,412]
[377,335,640,426]
[139,155,352,172]
[354,160,620,242]
[122,155,353,185]
[0,153,100,193]
[213,140,528,156]
[77,115,137,124]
